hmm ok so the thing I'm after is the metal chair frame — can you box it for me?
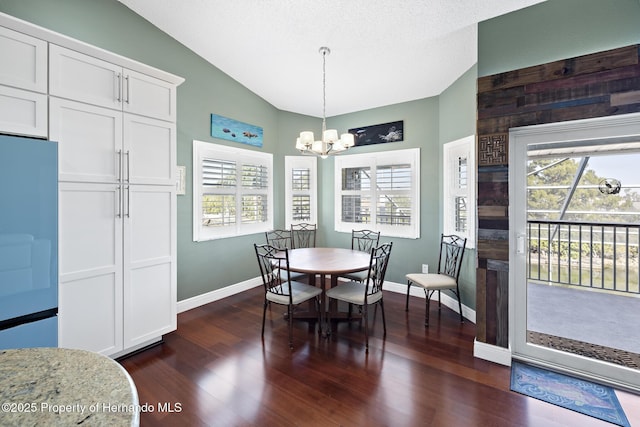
[326,242,393,352]
[254,243,322,349]
[265,229,293,250]
[405,234,466,326]
[291,223,317,249]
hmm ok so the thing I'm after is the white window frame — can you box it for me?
[443,135,476,248]
[334,148,420,239]
[193,140,273,241]
[285,156,317,228]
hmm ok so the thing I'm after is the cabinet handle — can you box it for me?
[116,185,122,218]
[125,186,131,218]
[116,73,122,102]
[125,150,130,183]
[117,150,123,182]
[124,75,130,104]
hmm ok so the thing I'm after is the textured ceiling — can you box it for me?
[117,0,546,118]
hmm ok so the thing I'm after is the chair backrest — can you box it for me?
[364,242,393,298]
[351,229,380,253]
[291,223,316,248]
[254,243,293,302]
[437,234,467,281]
[265,229,293,250]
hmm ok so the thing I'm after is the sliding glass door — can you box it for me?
[510,113,640,392]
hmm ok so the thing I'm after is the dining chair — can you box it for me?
[405,234,467,326]
[291,223,316,249]
[340,229,381,282]
[265,229,293,250]
[254,243,323,349]
[265,229,305,282]
[326,242,393,352]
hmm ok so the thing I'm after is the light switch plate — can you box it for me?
[177,165,186,195]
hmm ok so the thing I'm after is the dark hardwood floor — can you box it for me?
[119,287,639,426]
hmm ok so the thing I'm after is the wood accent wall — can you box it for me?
[475,44,640,348]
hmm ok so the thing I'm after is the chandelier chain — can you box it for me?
[321,47,327,132]
[295,46,353,157]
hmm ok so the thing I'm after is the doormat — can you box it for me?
[510,361,630,427]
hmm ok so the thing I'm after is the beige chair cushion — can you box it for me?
[340,269,369,282]
[406,273,456,290]
[266,280,322,305]
[325,281,382,306]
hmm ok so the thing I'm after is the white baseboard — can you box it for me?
[384,280,476,324]
[177,276,477,324]
[177,277,262,314]
[473,340,512,366]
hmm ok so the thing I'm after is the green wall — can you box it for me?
[0,0,282,300]
[0,0,478,309]
[478,0,640,77]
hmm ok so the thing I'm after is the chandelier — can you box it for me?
[295,47,354,158]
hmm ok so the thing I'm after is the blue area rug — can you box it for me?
[510,361,630,426]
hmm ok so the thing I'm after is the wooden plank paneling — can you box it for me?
[478,206,507,218]
[477,240,509,261]
[478,45,638,93]
[475,268,487,342]
[476,43,640,349]
[611,90,640,106]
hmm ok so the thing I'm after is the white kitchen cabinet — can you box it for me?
[0,26,47,93]
[0,26,48,137]
[123,185,176,348]
[0,85,47,137]
[51,96,178,356]
[49,48,180,358]
[58,182,176,355]
[50,97,123,183]
[0,14,183,358]
[58,182,124,355]
[50,44,176,122]
[50,97,176,186]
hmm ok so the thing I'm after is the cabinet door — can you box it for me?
[123,185,176,348]
[0,26,47,93]
[123,69,176,122]
[50,97,123,183]
[58,182,123,355]
[123,114,176,186]
[0,85,47,137]
[49,44,122,110]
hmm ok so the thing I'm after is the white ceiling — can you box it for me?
[117,0,546,118]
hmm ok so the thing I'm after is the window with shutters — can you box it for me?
[285,156,317,227]
[334,148,420,239]
[193,140,273,241]
[443,135,475,247]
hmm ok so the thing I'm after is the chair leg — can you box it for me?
[380,299,386,336]
[456,289,464,323]
[405,280,411,311]
[288,305,293,350]
[424,289,433,327]
[363,304,369,353]
[315,297,322,335]
[261,299,268,337]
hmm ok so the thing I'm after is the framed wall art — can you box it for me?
[349,120,403,146]
[211,113,263,147]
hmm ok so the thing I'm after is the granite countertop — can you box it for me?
[0,347,139,426]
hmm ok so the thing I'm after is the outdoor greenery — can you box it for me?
[527,156,640,293]
[527,157,640,223]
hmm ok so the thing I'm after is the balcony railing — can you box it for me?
[527,219,640,294]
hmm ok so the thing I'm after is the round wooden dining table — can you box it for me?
[285,247,372,335]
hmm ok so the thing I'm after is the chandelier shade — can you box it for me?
[296,47,354,159]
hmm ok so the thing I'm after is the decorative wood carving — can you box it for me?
[478,133,508,166]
